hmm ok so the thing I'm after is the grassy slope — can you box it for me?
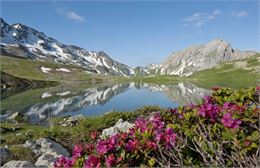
[1,54,259,90]
[191,55,260,88]
[133,75,186,84]
[0,55,106,84]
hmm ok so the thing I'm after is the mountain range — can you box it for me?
[0,18,134,77]
[0,18,257,77]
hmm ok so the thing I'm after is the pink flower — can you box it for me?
[203,96,213,104]
[105,154,117,167]
[145,141,157,150]
[54,156,73,168]
[135,118,149,133]
[150,113,165,130]
[164,128,177,149]
[154,132,164,143]
[85,143,95,154]
[221,113,242,129]
[223,102,233,109]
[125,139,138,152]
[84,155,100,168]
[73,144,84,158]
[199,103,220,122]
[223,103,245,113]
[90,131,99,140]
[96,134,119,155]
[96,140,109,154]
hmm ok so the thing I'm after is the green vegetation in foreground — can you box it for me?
[0,106,166,149]
[56,87,258,167]
[0,106,165,162]
[191,55,260,89]
[2,87,259,167]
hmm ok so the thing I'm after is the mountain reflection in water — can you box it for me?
[0,82,210,125]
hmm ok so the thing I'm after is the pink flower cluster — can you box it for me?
[221,113,242,129]
[53,156,73,168]
[54,113,177,168]
[199,101,220,122]
[170,95,244,129]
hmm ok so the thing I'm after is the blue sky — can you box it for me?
[1,1,259,67]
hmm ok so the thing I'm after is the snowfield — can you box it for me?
[57,91,71,96]
[41,92,52,99]
[40,67,51,73]
[56,68,71,73]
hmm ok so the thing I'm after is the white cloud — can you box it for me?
[65,11,86,22]
[57,7,86,23]
[232,11,248,18]
[212,9,221,16]
[183,9,221,27]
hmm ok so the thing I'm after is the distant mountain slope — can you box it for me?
[191,54,260,88]
[0,18,134,76]
[156,39,257,76]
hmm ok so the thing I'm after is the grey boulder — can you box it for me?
[1,161,35,168]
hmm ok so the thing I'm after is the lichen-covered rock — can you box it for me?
[0,147,11,165]
[35,153,57,168]
[21,140,41,156]
[59,115,84,127]
[1,161,35,168]
[35,138,69,157]
[101,119,134,138]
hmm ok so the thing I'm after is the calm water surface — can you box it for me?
[1,82,210,125]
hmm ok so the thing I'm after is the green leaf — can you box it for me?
[222,129,236,140]
[248,131,260,141]
[213,123,218,133]
[148,158,156,167]
[241,118,250,122]
[250,142,258,149]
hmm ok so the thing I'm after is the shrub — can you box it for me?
[54,87,260,167]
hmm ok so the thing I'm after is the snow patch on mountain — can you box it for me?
[41,67,51,73]
[56,68,71,73]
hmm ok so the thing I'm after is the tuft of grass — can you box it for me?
[246,56,260,67]
[9,146,37,163]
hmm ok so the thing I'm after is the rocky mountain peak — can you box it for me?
[156,39,256,76]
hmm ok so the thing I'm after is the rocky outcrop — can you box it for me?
[0,147,11,165]
[58,115,84,127]
[156,39,256,76]
[101,119,134,139]
[35,153,58,168]
[19,138,69,168]
[35,138,69,157]
[1,161,35,168]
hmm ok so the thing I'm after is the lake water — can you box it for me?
[0,82,210,125]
